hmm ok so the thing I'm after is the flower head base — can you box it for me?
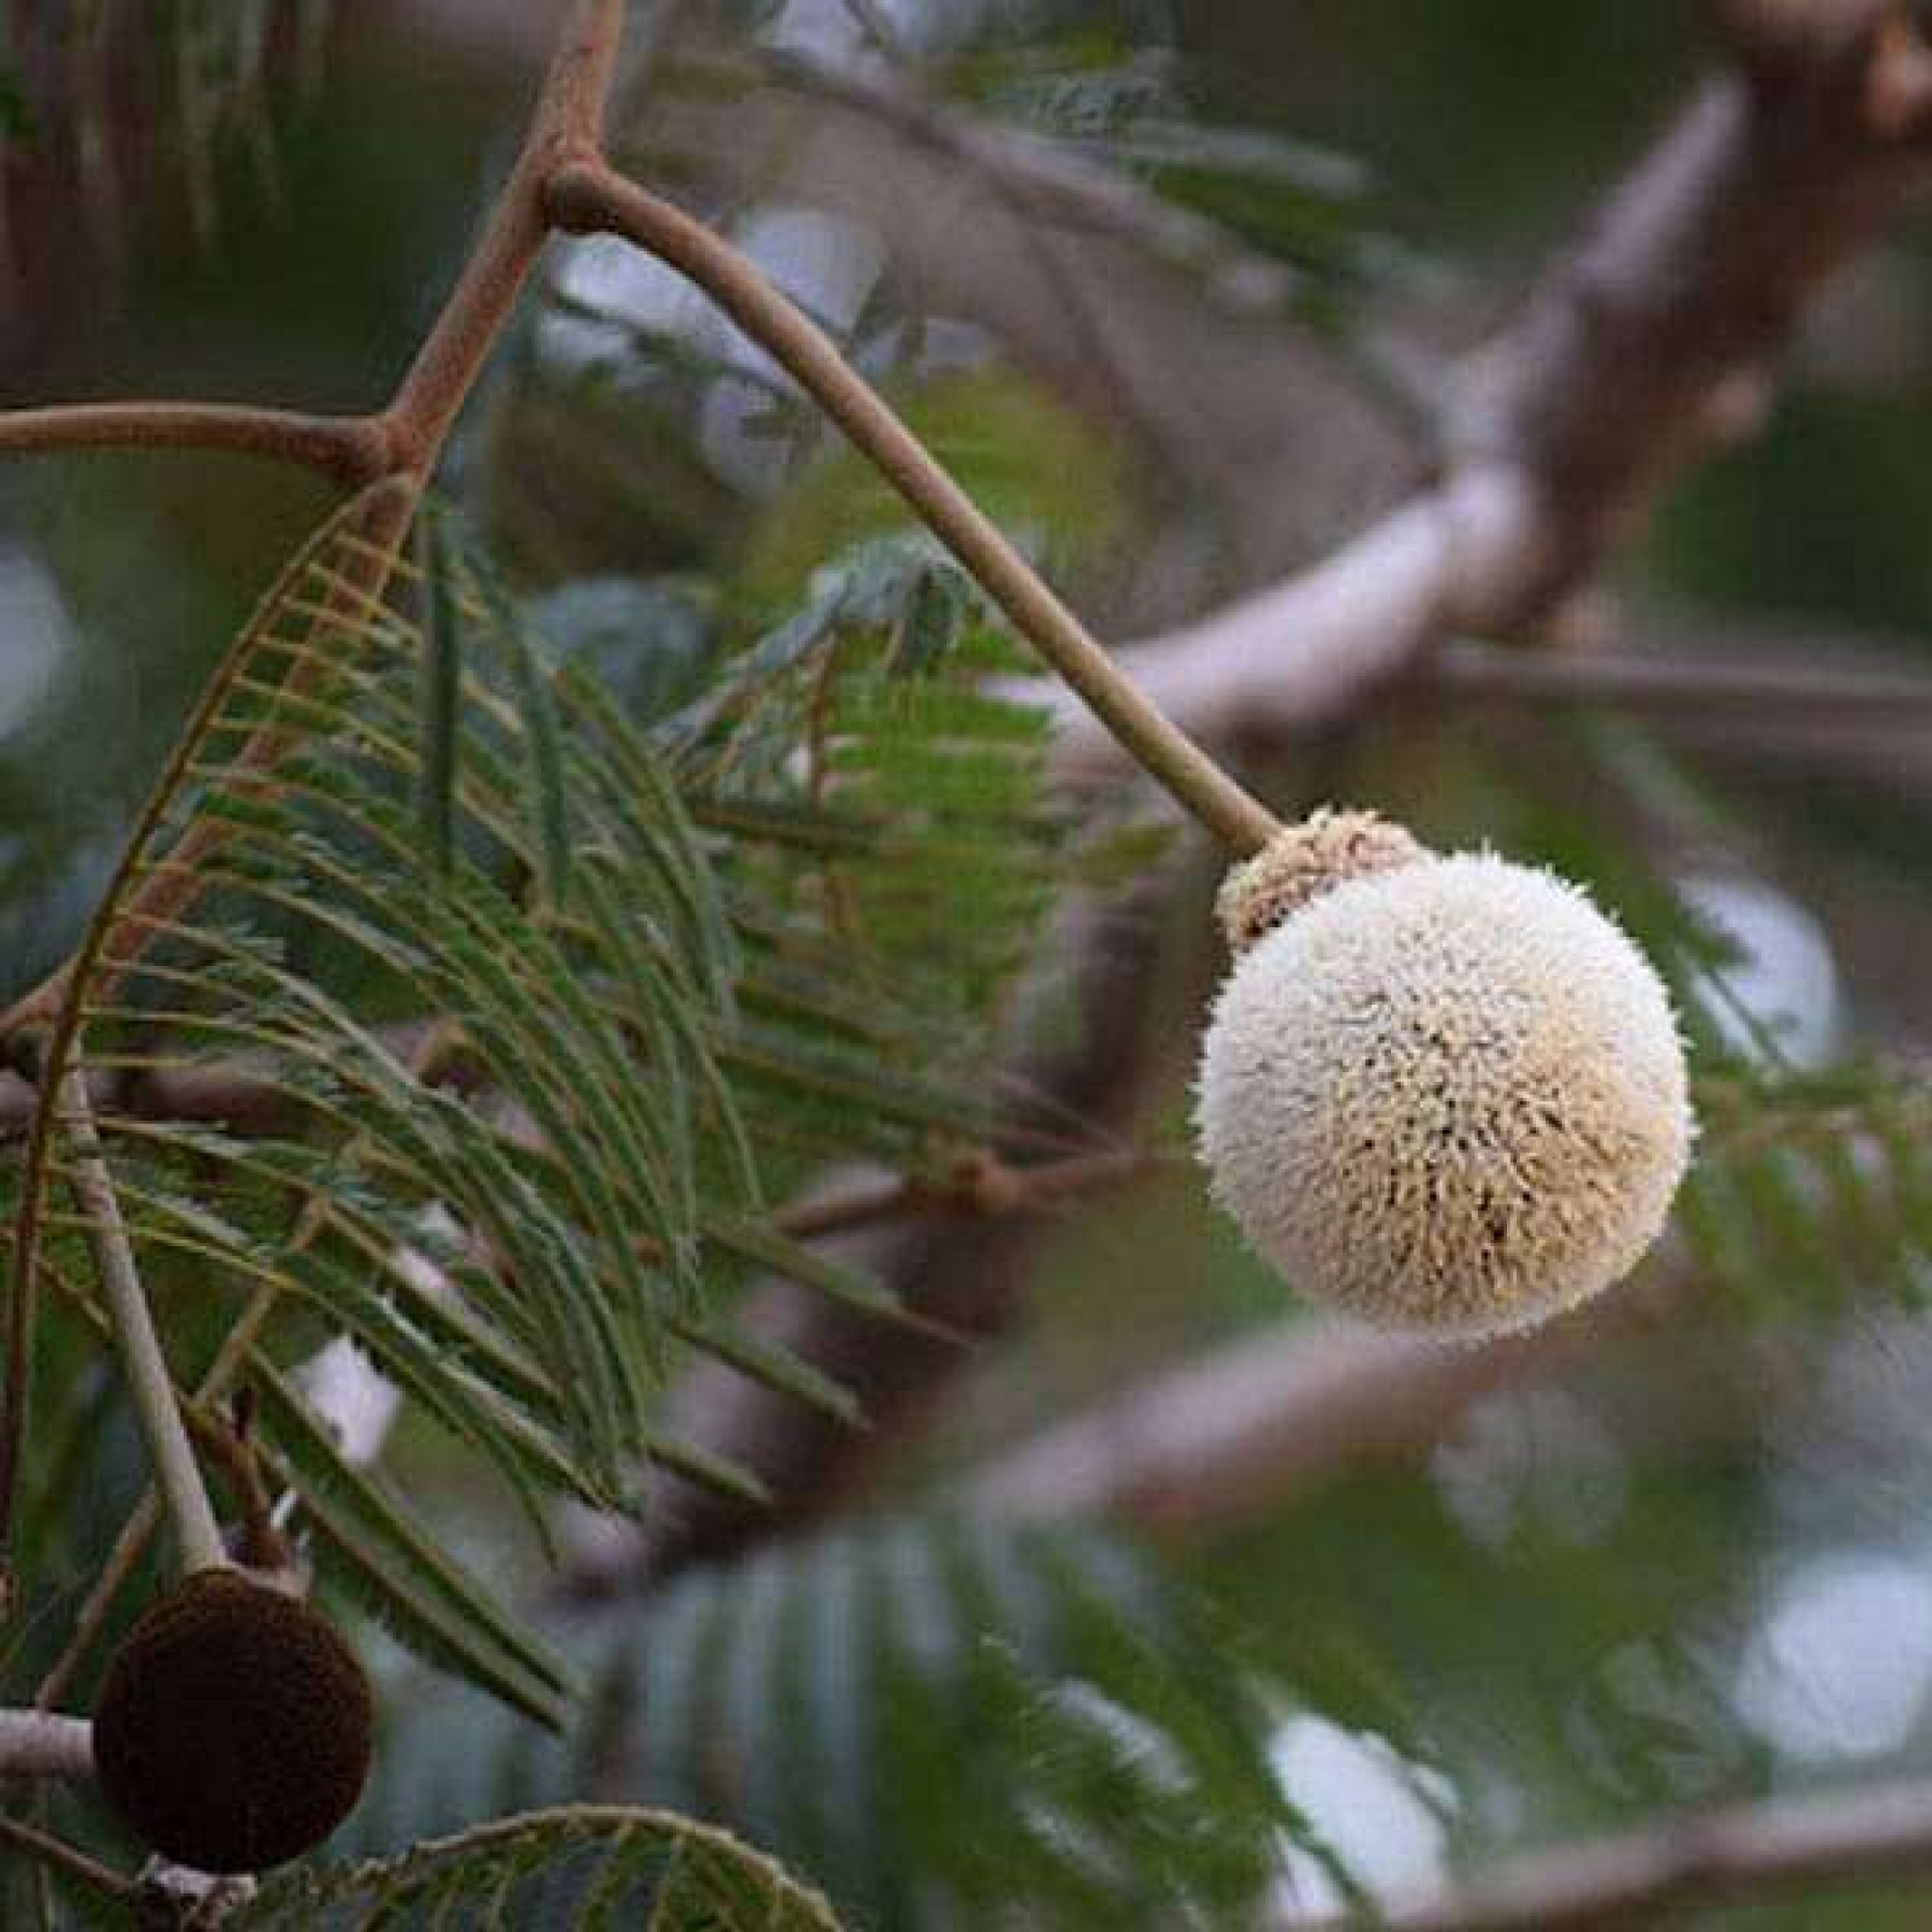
[1215,808,1429,953]
[1196,849,1693,1338]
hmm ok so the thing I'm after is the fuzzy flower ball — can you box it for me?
[1195,848,1693,1338]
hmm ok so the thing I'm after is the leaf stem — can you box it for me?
[544,161,1283,857]
[56,1068,226,1577]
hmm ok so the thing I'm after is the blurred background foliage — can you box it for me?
[6,0,1932,1925]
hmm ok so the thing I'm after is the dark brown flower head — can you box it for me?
[91,1568,373,1874]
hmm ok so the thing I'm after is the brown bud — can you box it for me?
[92,1569,373,1874]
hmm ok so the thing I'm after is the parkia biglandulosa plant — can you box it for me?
[0,0,1697,1904]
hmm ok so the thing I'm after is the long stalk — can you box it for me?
[547,161,1284,857]
[57,1069,225,1577]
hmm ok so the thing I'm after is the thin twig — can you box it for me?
[33,1489,165,1714]
[544,159,1282,856]
[968,1310,1606,1536]
[56,1068,226,1576]
[774,1148,1159,1242]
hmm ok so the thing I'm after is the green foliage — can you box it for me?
[7,0,333,254]
[14,6,1932,1926]
[3,482,1105,1725]
[738,374,1129,603]
[692,531,1066,1050]
[240,1804,843,1930]
[1682,1060,1932,1318]
[9,482,732,1717]
[355,1513,1315,1930]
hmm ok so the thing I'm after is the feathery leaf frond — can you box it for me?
[5,489,1104,1719]
[241,1803,843,1930]
[357,1514,1313,1928]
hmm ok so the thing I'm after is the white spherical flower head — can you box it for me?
[1195,853,1693,1338]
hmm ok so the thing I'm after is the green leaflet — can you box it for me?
[352,1514,1308,1930]
[414,512,464,886]
[6,489,1113,1727]
[4,484,750,1717]
[239,1804,843,1930]
[1686,1065,1932,1312]
[250,1367,580,1730]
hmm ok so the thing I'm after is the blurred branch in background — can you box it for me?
[727,48,1303,319]
[1045,3,1932,761]
[1425,631,1932,790]
[1429,633,1932,725]
[969,1313,1613,1540]
[1284,1773,1932,1931]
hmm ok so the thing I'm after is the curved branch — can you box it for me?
[379,0,625,472]
[0,0,627,493]
[0,403,392,485]
[543,159,1282,856]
